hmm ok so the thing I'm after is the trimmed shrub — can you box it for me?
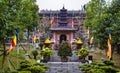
[12,60,49,73]
[40,47,53,62]
[77,47,89,57]
[58,41,72,57]
[79,61,120,73]
[103,60,114,66]
[87,69,105,73]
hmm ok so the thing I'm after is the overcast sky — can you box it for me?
[36,0,91,11]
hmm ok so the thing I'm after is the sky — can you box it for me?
[36,0,91,11]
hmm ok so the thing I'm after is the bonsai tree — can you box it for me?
[77,47,89,61]
[39,42,44,50]
[32,50,38,60]
[39,36,46,50]
[40,47,53,62]
[58,41,72,62]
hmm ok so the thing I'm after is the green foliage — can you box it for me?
[18,71,31,73]
[0,0,39,71]
[32,50,38,58]
[41,47,53,57]
[79,61,120,73]
[39,42,44,50]
[85,0,120,50]
[58,41,72,57]
[84,0,108,49]
[103,60,114,66]
[108,0,120,53]
[32,50,38,59]
[40,47,53,62]
[0,0,39,43]
[11,60,49,73]
[88,69,105,73]
[77,47,89,57]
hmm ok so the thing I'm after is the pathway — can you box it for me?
[49,50,79,62]
[41,50,84,73]
[44,62,83,73]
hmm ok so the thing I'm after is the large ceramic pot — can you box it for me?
[61,56,68,62]
[43,55,50,63]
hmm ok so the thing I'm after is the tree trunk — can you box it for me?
[2,38,6,73]
[117,44,120,54]
[27,27,30,49]
[33,55,36,60]
[118,46,120,54]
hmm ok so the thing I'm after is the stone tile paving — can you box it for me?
[41,50,84,73]
[43,62,83,73]
[49,50,79,62]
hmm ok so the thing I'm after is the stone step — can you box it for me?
[42,62,84,73]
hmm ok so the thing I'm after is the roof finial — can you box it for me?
[63,4,65,9]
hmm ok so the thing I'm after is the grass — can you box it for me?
[112,52,120,68]
[0,45,42,73]
[89,48,120,68]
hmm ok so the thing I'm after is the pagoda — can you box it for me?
[50,6,77,48]
[39,6,86,49]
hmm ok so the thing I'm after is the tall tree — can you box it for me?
[84,0,107,49]
[107,0,120,53]
[84,0,120,52]
[20,0,39,43]
[0,0,22,72]
[0,0,39,72]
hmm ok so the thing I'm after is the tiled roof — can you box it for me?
[50,28,77,31]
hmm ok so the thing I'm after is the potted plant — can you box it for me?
[77,47,89,62]
[58,41,72,62]
[40,47,53,62]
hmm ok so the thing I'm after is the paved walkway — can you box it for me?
[44,62,83,73]
[49,50,79,62]
[41,50,84,73]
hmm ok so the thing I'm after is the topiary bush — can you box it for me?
[103,60,114,66]
[58,41,72,62]
[40,47,53,62]
[77,47,89,57]
[77,47,89,62]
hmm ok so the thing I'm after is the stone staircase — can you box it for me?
[41,50,84,73]
[43,62,83,73]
